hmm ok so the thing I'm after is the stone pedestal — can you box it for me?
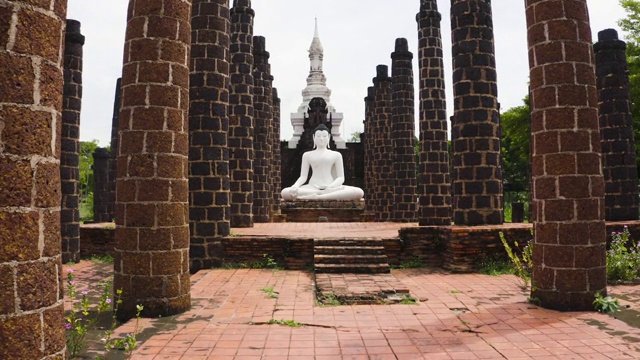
[281,200,365,222]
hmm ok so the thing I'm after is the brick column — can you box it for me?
[93,147,111,222]
[450,0,503,225]
[228,0,255,227]
[372,65,394,221]
[391,39,418,222]
[0,1,67,358]
[595,29,639,221]
[252,35,273,222]
[115,0,192,320]
[364,86,375,213]
[417,1,451,226]
[272,88,282,214]
[61,19,85,262]
[189,0,231,271]
[108,78,122,222]
[526,0,607,310]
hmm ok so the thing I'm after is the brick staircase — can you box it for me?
[313,238,390,274]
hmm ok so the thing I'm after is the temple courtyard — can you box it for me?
[68,223,640,360]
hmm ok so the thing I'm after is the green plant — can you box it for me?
[499,232,533,289]
[606,226,640,282]
[260,286,278,299]
[267,319,302,327]
[393,256,427,269]
[399,294,417,304]
[316,293,341,306]
[478,259,515,276]
[65,270,112,358]
[450,290,461,294]
[90,254,115,264]
[251,254,283,270]
[65,270,143,359]
[593,292,620,314]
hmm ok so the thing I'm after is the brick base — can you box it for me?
[80,221,640,273]
[280,200,365,222]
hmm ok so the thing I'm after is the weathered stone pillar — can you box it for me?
[0,1,67,358]
[189,0,231,271]
[272,88,282,214]
[108,78,122,222]
[595,29,639,221]
[115,0,192,320]
[526,0,607,310]
[391,38,418,222]
[364,86,375,213]
[62,19,85,262]
[450,0,503,225]
[372,65,394,221]
[417,0,451,226]
[228,0,255,227]
[252,35,273,222]
[93,147,111,222]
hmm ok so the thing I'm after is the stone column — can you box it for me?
[450,0,503,225]
[364,86,375,213]
[189,0,231,271]
[0,1,67,358]
[114,0,192,320]
[252,35,273,222]
[272,88,282,214]
[61,19,85,262]
[108,78,122,222]
[595,29,639,221]
[228,0,255,227]
[372,65,394,221]
[93,147,111,222]
[417,0,451,226]
[526,0,607,310]
[391,38,418,222]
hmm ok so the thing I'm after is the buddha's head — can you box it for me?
[313,124,331,149]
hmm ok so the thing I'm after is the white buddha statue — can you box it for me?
[281,124,364,201]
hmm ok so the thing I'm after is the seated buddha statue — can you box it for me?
[281,124,364,201]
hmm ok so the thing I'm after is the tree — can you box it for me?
[618,0,640,174]
[501,96,530,192]
[348,131,362,143]
[79,140,99,196]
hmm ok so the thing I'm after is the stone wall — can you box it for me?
[93,147,110,222]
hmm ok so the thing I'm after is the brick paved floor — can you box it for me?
[230,222,417,238]
[64,261,640,359]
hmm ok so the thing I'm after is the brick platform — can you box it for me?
[280,200,366,222]
[315,273,411,305]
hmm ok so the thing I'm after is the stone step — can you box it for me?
[314,254,388,264]
[314,245,386,256]
[314,263,391,274]
[313,239,385,247]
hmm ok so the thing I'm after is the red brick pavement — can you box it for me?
[63,260,640,359]
[229,222,417,238]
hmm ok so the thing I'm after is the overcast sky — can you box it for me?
[67,0,628,147]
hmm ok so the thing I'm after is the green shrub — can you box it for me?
[607,226,640,282]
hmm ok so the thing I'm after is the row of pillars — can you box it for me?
[1,0,639,357]
[365,0,639,227]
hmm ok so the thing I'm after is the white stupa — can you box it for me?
[288,19,346,149]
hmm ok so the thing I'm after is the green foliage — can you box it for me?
[251,254,283,270]
[499,232,533,289]
[500,97,530,193]
[79,140,100,222]
[90,254,114,264]
[593,292,620,314]
[65,270,143,359]
[478,259,515,276]
[618,0,640,175]
[267,319,303,327]
[260,286,278,299]
[348,131,362,143]
[606,226,640,282]
[399,294,417,305]
[316,293,341,306]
